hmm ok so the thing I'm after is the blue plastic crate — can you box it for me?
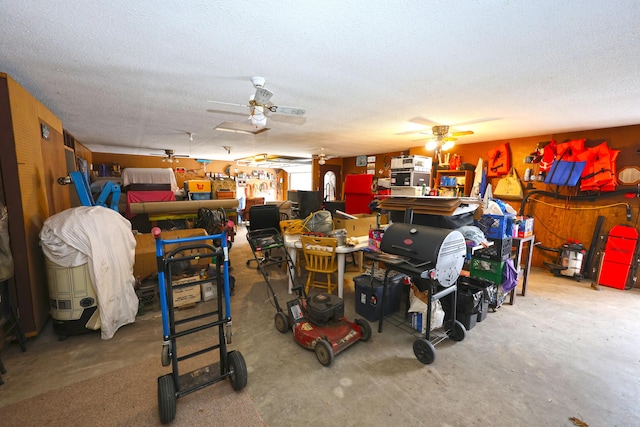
[189,192,211,200]
[475,214,514,239]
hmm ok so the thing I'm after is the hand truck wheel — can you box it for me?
[157,374,176,424]
[227,350,248,391]
[161,342,171,367]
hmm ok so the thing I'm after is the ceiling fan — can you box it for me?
[150,149,189,164]
[207,76,306,127]
[312,148,337,165]
[398,116,498,152]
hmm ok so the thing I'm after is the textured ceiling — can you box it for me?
[1,1,639,163]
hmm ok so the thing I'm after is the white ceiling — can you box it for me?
[1,1,640,163]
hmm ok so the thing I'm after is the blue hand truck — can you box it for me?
[153,227,247,424]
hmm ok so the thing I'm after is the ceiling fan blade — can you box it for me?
[395,128,426,136]
[450,117,500,127]
[253,87,274,105]
[207,108,250,117]
[408,117,439,126]
[267,105,306,116]
[207,100,250,108]
[412,136,434,142]
[450,130,474,137]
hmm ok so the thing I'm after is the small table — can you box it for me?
[509,234,536,303]
[284,234,368,299]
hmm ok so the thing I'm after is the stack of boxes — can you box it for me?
[390,155,432,196]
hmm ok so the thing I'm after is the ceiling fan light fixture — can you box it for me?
[425,140,438,151]
[250,116,267,126]
[318,157,326,165]
[442,140,455,151]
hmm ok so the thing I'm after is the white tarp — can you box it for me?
[40,206,138,340]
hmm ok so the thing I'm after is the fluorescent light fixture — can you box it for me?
[214,121,270,135]
[234,154,313,168]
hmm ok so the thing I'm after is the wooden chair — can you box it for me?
[280,220,304,275]
[300,235,338,294]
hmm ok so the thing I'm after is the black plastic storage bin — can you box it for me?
[448,284,483,331]
[354,273,406,322]
[458,275,503,310]
[477,299,489,322]
[475,237,513,261]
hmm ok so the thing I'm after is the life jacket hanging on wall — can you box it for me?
[486,142,511,178]
[577,141,619,192]
[543,139,587,187]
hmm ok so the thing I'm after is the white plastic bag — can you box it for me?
[408,284,444,333]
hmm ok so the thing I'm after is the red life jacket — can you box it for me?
[487,143,511,177]
[539,140,557,172]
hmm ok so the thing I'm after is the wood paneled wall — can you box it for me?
[337,124,640,286]
[409,126,640,274]
[0,74,69,335]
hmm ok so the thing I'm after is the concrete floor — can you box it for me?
[1,224,639,426]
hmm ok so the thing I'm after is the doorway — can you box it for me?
[320,164,342,201]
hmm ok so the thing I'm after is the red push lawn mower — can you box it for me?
[275,286,372,367]
[245,227,371,366]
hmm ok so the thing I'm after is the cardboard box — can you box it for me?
[133,228,208,281]
[390,186,423,196]
[516,216,534,238]
[173,283,201,307]
[333,214,387,237]
[201,281,217,301]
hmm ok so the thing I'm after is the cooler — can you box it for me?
[354,272,406,322]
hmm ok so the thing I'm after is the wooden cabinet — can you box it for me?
[434,170,474,196]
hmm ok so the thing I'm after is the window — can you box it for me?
[289,171,312,191]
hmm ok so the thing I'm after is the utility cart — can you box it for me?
[153,227,247,425]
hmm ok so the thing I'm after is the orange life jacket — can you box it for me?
[578,141,616,192]
[487,143,511,177]
[555,139,586,161]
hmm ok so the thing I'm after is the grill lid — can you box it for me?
[380,223,466,287]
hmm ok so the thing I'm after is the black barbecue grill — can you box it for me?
[380,223,466,289]
[373,222,468,364]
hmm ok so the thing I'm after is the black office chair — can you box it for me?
[246,204,284,268]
